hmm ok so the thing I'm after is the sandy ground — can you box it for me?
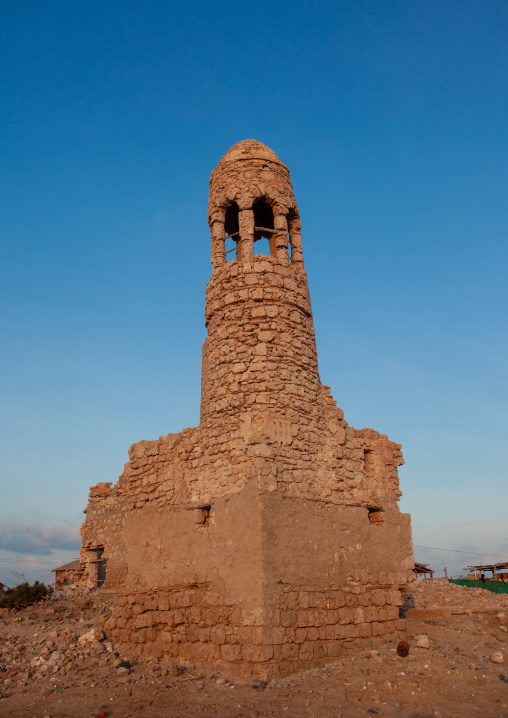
[1,579,508,718]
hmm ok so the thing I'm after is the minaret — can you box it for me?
[80,140,414,677]
[201,140,329,495]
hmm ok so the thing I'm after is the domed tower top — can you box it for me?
[215,139,286,169]
[208,140,303,269]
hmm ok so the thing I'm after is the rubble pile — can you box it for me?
[0,587,145,696]
[411,579,508,610]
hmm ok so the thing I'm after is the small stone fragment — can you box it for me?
[416,635,430,649]
[491,652,504,664]
[166,663,180,677]
[77,627,105,645]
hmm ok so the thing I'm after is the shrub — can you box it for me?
[0,580,53,610]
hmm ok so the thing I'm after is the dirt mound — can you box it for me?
[412,578,508,611]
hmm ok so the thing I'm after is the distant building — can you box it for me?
[413,562,435,579]
[52,559,82,587]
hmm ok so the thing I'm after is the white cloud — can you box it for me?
[0,522,80,556]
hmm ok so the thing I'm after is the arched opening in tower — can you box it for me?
[253,199,275,257]
[224,202,240,261]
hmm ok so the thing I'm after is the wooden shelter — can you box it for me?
[413,562,434,579]
[465,561,508,582]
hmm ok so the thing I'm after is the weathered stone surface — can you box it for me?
[416,634,430,649]
[78,140,414,677]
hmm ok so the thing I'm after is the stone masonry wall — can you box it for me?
[79,382,405,590]
[100,581,405,679]
[80,482,127,589]
[200,256,325,497]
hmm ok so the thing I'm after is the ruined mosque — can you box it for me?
[79,140,414,677]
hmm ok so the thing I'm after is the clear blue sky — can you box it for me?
[1,0,507,584]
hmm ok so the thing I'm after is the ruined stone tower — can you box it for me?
[79,140,414,678]
[201,141,329,500]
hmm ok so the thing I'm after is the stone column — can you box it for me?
[288,214,304,264]
[273,213,290,261]
[211,221,226,271]
[238,209,254,263]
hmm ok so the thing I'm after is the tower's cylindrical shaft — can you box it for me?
[202,140,329,493]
